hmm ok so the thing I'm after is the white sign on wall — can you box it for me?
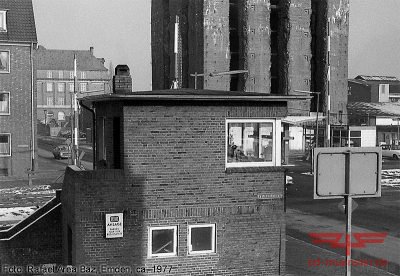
[105,213,123,238]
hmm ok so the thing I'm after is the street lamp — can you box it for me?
[44,109,47,125]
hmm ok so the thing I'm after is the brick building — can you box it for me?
[151,0,349,149]
[57,78,310,274]
[35,46,110,128]
[0,0,37,176]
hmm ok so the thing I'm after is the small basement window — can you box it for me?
[226,119,281,167]
[148,226,177,258]
[188,224,216,254]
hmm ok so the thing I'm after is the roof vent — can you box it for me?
[113,65,132,93]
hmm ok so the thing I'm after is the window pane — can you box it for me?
[58,83,65,92]
[47,83,53,92]
[152,229,174,254]
[0,93,9,113]
[191,227,213,252]
[227,122,273,163]
[0,134,10,155]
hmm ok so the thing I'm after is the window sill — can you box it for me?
[225,166,287,174]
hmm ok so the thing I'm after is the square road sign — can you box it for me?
[314,147,381,199]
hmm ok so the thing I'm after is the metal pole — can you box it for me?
[345,150,352,276]
[316,93,320,148]
[73,54,79,166]
[326,19,331,147]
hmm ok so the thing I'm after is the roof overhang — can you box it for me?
[81,89,312,103]
[282,115,326,126]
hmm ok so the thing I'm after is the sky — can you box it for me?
[32,0,400,90]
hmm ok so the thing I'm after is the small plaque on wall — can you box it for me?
[105,213,123,238]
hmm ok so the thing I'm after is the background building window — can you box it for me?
[148,226,177,258]
[58,83,65,92]
[47,97,54,106]
[0,134,11,156]
[70,71,74,79]
[0,92,10,115]
[80,83,87,92]
[188,224,216,254]
[226,119,279,167]
[80,71,86,79]
[0,50,10,73]
[0,11,6,32]
[349,131,362,147]
[69,83,74,92]
[47,71,53,78]
[58,97,65,105]
[46,82,53,92]
[58,71,63,79]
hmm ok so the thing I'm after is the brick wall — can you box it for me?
[62,101,288,275]
[0,44,36,176]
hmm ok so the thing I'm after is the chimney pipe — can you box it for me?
[90,47,94,55]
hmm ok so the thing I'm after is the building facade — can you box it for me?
[348,75,400,147]
[35,46,110,128]
[0,0,37,176]
[151,0,349,127]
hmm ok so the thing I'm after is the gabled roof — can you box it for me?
[348,102,400,117]
[35,46,108,71]
[0,0,37,43]
[355,75,399,82]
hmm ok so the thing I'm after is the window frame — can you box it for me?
[46,96,54,106]
[188,224,216,255]
[0,133,11,157]
[58,71,63,79]
[0,50,10,73]
[47,71,53,79]
[80,82,87,92]
[57,82,65,92]
[46,82,53,92]
[80,71,86,79]
[0,11,7,32]
[0,91,10,115]
[69,83,74,92]
[225,118,281,168]
[148,226,178,258]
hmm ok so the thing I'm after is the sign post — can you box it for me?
[314,147,382,276]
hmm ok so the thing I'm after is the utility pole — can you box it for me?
[73,54,79,166]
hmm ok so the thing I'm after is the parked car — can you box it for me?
[52,145,71,159]
[59,130,86,139]
[381,144,400,160]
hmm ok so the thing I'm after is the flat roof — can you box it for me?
[81,89,312,103]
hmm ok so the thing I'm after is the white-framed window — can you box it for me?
[0,11,7,32]
[148,226,177,258]
[58,83,65,92]
[188,224,216,255]
[0,92,10,115]
[226,119,281,167]
[47,71,53,78]
[80,83,87,92]
[69,83,74,92]
[80,71,86,79]
[46,96,53,106]
[58,97,65,106]
[58,71,63,79]
[46,82,53,92]
[0,50,10,73]
[0,133,11,156]
[70,71,74,79]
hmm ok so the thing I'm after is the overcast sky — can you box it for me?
[32,0,400,90]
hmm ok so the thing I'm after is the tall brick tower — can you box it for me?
[151,0,349,123]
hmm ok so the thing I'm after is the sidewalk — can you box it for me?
[286,208,400,275]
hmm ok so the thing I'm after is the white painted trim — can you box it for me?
[225,118,278,168]
[187,224,216,255]
[147,225,178,258]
